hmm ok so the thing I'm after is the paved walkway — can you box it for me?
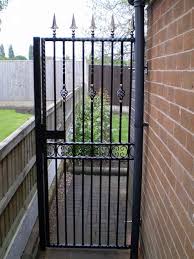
[49,173,132,247]
[38,248,131,259]
[38,170,132,259]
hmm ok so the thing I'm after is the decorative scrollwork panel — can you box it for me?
[47,142,134,160]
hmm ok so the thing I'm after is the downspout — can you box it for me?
[128,1,145,259]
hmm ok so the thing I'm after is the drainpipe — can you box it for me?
[128,1,145,259]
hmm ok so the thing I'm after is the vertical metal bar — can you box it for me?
[130,1,145,258]
[116,41,124,246]
[72,38,76,246]
[82,41,85,246]
[107,39,114,246]
[33,37,46,249]
[99,41,104,246]
[62,41,67,246]
[53,38,59,245]
[90,39,94,246]
[41,38,50,245]
[124,37,134,246]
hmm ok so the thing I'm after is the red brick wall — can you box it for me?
[141,0,194,258]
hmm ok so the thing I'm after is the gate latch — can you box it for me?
[124,218,142,225]
[144,62,148,75]
[124,220,132,223]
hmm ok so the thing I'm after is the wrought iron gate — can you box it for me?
[34,1,145,258]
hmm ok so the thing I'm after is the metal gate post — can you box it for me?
[33,37,46,249]
[129,0,145,259]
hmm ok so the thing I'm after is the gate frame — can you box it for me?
[33,0,145,257]
[33,37,47,249]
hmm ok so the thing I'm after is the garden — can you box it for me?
[64,93,131,175]
[65,93,130,156]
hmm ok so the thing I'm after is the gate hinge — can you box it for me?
[134,122,149,128]
[143,122,149,127]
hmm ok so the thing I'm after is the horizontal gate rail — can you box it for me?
[46,141,134,160]
[46,141,134,145]
[48,244,132,249]
[43,37,134,42]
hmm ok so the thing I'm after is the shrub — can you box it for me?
[69,92,110,156]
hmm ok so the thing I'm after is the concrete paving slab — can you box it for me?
[38,248,131,259]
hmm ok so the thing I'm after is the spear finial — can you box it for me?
[90,15,96,37]
[110,14,116,37]
[70,14,77,37]
[131,14,135,32]
[51,13,58,37]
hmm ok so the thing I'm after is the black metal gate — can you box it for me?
[34,1,145,258]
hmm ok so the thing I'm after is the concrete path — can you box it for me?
[38,170,132,259]
[49,173,132,247]
[38,248,131,259]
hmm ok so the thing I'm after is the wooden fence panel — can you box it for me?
[0,87,82,258]
[0,60,87,102]
[88,65,133,107]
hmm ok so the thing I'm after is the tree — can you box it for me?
[0,0,9,32]
[0,44,5,58]
[14,55,27,60]
[28,45,33,60]
[91,0,133,38]
[91,0,147,38]
[8,44,15,59]
[0,0,8,11]
[88,0,134,64]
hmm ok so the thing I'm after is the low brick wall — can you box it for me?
[141,0,194,258]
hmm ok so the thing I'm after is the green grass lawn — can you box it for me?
[112,113,129,142]
[0,110,31,142]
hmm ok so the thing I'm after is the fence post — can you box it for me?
[33,37,46,249]
[129,0,145,258]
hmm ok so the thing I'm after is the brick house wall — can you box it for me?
[141,0,194,258]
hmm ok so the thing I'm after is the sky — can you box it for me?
[0,0,92,57]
